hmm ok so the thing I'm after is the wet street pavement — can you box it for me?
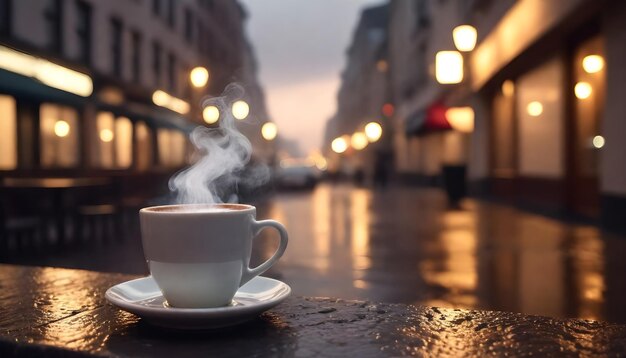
[5,183,626,324]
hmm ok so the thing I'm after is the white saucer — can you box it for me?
[105,276,291,329]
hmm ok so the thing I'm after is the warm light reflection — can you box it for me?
[445,107,474,133]
[232,100,250,120]
[582,55,604,74]
[190,66,209,88]
[351,188,371,285]
[331,136,348,154]
[575,82,592,100]
[261,122,278,141]
[592,135,605,149]
[436,51,463,84]
[453,25,477,52]
[54,120,70,137]
[502,80,515,97]
[0,45,93,97]
[351,132,368,150]
[202,105,220,124]
[99,128,114,142]
[364,122,383,142]
[422,210,478,308]
[526,101,543,117]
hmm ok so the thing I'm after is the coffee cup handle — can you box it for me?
[241,220,289,286]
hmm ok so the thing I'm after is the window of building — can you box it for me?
[0,0,11,35]
[152,41,161,86]
[40,103,79,168]
[515,56,565,178]
[136,122,153,171]
[184,8,193,44]
[44,0,63,53]
[91,112,133,169]
[158,128,186,167]
[131,30,142,83]
[0,95,17,170]
[110,17,123,77]
[167,52,176,92]
[75,0,91,65]
[167,0,175,28]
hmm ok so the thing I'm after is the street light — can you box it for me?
[232,100,249,120]
[453,25,477,52]
[261,122,278,141]
[190,66,209,88]
[202,105,220,124]
[364,122,382,142]
[331,136,348,154]
[351,132,368,150]
[435,51,463,84]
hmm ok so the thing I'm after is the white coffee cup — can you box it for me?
[139,203,288,308]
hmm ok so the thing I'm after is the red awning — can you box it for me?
[405,100,452,136]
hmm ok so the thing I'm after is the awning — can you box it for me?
[405,101,452,136]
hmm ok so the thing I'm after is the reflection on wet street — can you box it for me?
[5,182,626,324]
[255,183,626,323]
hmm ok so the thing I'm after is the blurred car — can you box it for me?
[275,159,321,189]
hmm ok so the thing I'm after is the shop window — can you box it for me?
[573,36,605,178]
[92,112,133,169]
[40,103,79,168]
[158,128,186,167]
[515,56,565,178]
[136,121,153,171]
[0,94,17,170]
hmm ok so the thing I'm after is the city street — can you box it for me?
[6,183,626,324]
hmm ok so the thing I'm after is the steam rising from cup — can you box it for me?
[169,83,269,204]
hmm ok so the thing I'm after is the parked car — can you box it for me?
[275,159,321,189]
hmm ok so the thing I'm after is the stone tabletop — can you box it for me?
[1,264,626,357]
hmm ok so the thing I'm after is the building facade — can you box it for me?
[0,0,271,179]
[329,0,626,230]
[324,4,390,178]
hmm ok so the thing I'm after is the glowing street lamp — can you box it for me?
[54,120,70,137]
[364,122,382,142]
[261,122,278,141]
[232,100,249,120]
[453,25,477,52]
[190,66,209,88]
[351,132,368,150]
[331,136,348,154]
[436,51,463,84]
[202,105,220,124]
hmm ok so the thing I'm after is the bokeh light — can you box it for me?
[527,101,543,117]
[99,128,114,142]
[261,122,278,141]
[582,55,604,74]
[351,132,368,150]
[53,120,70,138]
[190,66,209,88]
[453,25,477,52]
[592,135,605,149]
[331,136,348,154]
[502,80,515,97]
[435,51,463,84]
[202,105,220,124]
[575,82,593,99]
[232,100,250,120]
[364,122,383,142]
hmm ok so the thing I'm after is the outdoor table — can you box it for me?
[1,264,626,357]
[0,177,112,244]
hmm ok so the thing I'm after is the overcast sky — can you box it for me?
[240,0,385,155]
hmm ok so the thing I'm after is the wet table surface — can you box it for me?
[2,264,626,357]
